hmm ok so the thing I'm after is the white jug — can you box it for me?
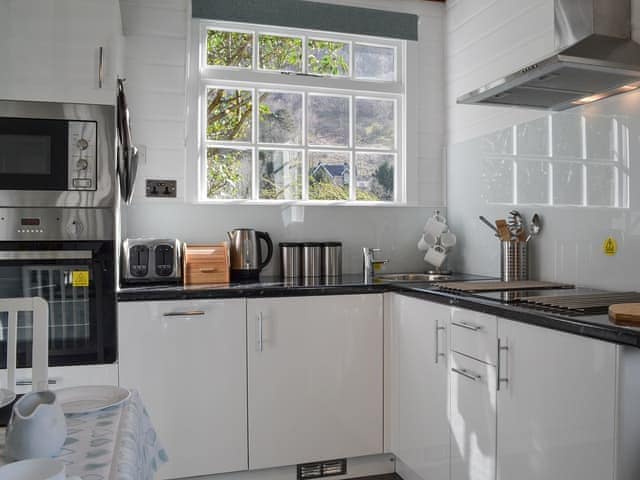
[6,391,67,460]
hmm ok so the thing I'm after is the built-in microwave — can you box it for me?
[0,100,116,208]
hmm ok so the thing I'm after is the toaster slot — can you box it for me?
[129,245,149,277]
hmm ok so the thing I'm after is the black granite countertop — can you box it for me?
[117,274,640,348]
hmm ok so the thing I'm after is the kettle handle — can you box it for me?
[256,231,273,272]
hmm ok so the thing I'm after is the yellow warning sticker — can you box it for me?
[72,271,90,287]
[603,236,618,256]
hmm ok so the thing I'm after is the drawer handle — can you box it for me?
[199,268,217,273]
[98,46,104,88]
[451,367,481,382]
[451,321,482,331]
[16,378,58,386]
[163,311,205,317]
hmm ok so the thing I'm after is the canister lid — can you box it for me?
[302,242,324,247]
[322,242,342,247]
[279,242,303,247]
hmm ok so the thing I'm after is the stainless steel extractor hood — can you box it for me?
[457,0,640,110]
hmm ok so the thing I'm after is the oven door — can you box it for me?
[0,241,116,368]
[0,118,70,191]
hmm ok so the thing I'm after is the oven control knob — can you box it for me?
[67,220,84,237]
[76,138,89,150]
[76,158,89,170]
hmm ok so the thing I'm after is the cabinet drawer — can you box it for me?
[450,308,497,365]
[184,261,229,284]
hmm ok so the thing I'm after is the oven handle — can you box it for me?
[0,251,93,260]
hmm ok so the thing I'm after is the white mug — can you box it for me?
[0,458,66,480]
[440,231,457,248]
[424,217,447,238]
[424,245,447,268]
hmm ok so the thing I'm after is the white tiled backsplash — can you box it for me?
[447,91,640,290]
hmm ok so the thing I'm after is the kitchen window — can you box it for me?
[191,21,405,203]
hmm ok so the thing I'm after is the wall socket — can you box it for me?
[146,179,177,198]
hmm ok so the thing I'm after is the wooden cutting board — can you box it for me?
[434,280,574,293]
[609,304,640,326]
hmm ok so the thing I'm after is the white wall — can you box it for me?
[446,0,640,290]
[119,0,446,276]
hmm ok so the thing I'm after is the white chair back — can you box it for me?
[0,297,49,393]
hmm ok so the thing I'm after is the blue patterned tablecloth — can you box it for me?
[1,390,167,480]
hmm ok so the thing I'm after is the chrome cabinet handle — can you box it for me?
[163,311,205,317]
[257,312,263,352]
[497,338,509,391]
[434,320,446,364]
[451,367,481,382]
[98,46,104,88]
[451,321,482,331]
[16,378,58,386]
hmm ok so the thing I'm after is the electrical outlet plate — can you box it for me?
[146,179,177,198]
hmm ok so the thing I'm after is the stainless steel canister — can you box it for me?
[500,240,529,282]
[279,242,303,279]
[322,242,342,280]
[302,243,323,278]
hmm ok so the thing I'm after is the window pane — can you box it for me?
[207,29,253,68]
[355,98,395,149]
[259,149,303,200]
[309,151,351,200]
[308,95,349,147]
[258,91,303,145]
[354,44,395,81]
[207,88,253,142]
[206,148,252,199]
[307,39,350,76]
[259,35,303,72]
[355,153,395,201]
[587,165,616,206]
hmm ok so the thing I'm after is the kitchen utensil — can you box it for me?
[183,243,230,285]
[424,216,447,238]
[302,243,323,278]
[507,210,526,239]
[54,385,131,415]
[479,215,499,234]
[440,231,457,248]
[6,391,67,460]
[227,229,274,281]
[322,242,342,279]
[117,78,139,204]
[424,244,447,268]
[495,219,511,241]
[500,240,529,282]
[0,458,67,480]
[279,243,303,279]
[529,213,542,240]
[609,303,640,325]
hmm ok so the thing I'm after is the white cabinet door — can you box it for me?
[118,299,248,480]
[496,319,616,480]
[0,0,120,105]
[450,351,497,480]
[389,294,449,480]
[247,294,383,470]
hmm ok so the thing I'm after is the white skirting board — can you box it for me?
[184,454,396,480]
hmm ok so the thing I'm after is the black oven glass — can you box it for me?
[0,241,116,367]
[0,118,68,190]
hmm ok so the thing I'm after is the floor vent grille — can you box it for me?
[297,458,347,480]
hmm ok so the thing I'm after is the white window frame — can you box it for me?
[187,19,407,205]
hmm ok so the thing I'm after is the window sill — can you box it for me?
[192,199,435,207]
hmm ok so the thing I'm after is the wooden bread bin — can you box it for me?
[183,242,230,285]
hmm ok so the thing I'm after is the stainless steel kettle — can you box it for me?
[227,229,273,281]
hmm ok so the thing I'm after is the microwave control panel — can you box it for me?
[67,121,97,191]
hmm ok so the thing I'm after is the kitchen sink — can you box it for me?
[376,273,452,282]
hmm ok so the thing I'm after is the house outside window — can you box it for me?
[190,20,406,204]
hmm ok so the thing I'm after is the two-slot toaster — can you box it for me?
[122,238,182,283]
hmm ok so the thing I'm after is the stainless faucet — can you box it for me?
[363,247,389,283]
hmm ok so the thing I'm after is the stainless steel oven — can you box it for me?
[0,100,115,208]
[0,208,116,368]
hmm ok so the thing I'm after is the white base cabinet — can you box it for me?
[118,299,248,480]
[247,294,383,470]
[496,318,617,480]
[389,294,449,480]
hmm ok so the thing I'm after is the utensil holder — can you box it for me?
[500,240,528,282]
